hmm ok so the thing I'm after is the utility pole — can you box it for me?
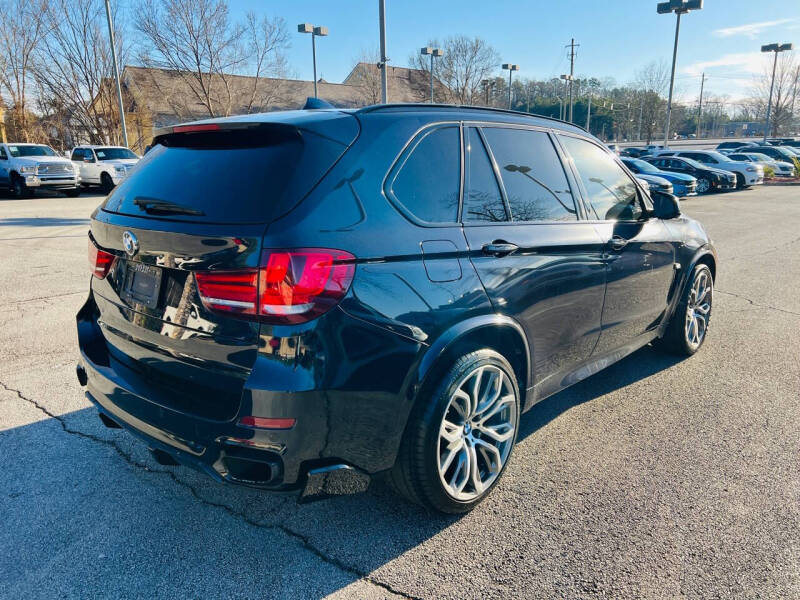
[696,72,705,138]
[565,38,579,122]
[378,0,388,103]
[104,0,128,147]
[638,98,644,141]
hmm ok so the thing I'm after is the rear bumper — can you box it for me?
[76,290,421,490]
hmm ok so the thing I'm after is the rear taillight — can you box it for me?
[88,237,115,279]
[195,248,355,325]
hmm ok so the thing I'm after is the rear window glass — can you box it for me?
[103,125,348,223]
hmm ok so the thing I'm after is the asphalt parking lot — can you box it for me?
[1,186,798,599]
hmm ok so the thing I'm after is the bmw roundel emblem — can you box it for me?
[122,231,139,257]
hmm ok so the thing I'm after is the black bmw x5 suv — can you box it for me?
[77,105,716,513]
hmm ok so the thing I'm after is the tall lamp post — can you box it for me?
[297,23,328,99]
[657,0,703,147]
[104,0,128,147]
[761,42,794,142]
[482,79,496,106]
[420,47,443,103]
[502,64,519,109]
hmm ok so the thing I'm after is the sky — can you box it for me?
[226,0,800,104]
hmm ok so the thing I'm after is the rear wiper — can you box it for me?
[133,197,205,216]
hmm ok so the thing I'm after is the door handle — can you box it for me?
[609,235,629,251]
[482,241,519,257]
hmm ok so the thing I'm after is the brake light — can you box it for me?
[88,237,115,279]
[172,123,220,134]
[195,248,355,325]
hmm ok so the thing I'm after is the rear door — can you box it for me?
[461,124,606,391]
[89,116,358,421]
[557,133,675,355]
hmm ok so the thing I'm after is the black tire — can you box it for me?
[735,173,745,189]
[100,172,115,194]
[388,349,520,513]
[11,175,32,198]
[64,188,81,198]
[655,264,713,356]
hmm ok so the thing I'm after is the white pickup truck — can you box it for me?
[70,145,140,193]
[0,142,81,197]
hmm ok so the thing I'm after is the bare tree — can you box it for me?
[0,0,48,142]
[633,60,670,143]
[746,53,799,136]
[348,48,383,105]
[243,12,290,113]
[33,0,128,146]
[136,0,245,118]
[410,36,499,104]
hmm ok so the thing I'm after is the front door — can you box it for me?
[461,125,607,392]
[557,134,676,355]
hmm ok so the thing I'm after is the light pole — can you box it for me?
[696,72,706,138]
[502,64,519,109]
[482,79,496,106]
[297,23,329,99]
[761,42,794,141]
[560,74,573,121]
[378,0,388,103]
[104,0,128,147]
[657,0,703,147]
[420,47,443,103]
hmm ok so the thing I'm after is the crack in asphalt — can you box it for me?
[1,290,85,307]
[716,289,800,317]
[0,380,413,600]
[725,234,800,262]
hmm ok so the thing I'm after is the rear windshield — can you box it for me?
[102,124,351,223]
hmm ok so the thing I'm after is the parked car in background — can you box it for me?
[621,157,696,197]
[752,145,800,164]
[607,143,621,155]
[651,150,763,188]
[0,142,81,198]
[727,152,796,178]
[645,155,736,193]
[621,147,650,158]
[716,141,758,151]
[71,146,140,194]
[77,105,717,513]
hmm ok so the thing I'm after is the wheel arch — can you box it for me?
[692,249,716,281]
[416,315,531,400]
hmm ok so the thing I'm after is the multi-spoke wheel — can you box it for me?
[656,263,713,356]
[696,177,711,194]
[389,349,521,513]
[437,365,517,501]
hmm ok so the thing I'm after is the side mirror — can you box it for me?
[651,190,681,220]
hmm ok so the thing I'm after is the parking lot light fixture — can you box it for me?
[761,42,794,142]
[297,23,328,99]
[502,64,519,109]
[657,0,703,147]
[421,47,443,103]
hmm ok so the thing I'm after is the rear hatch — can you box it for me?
[88,111,359,421]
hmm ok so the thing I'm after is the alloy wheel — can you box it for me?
[685,269,712,350]
[437,365,517,501]
[696,178,710,193]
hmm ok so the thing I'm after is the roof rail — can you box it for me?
[355,103,586,131]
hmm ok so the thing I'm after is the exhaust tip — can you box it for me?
[76,364,88,386]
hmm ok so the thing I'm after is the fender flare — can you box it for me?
[662,244,716,329]
[415,313,531,391]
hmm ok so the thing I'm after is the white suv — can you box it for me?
[0,142,81,197]
[70,145,140,194]
[652,149,763,188]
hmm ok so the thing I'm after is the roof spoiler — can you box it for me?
[303,97,334,110]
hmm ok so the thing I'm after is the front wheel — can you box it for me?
[696,177,711,194]
[389,349,520,513]
[11,176,32,198]
[100,172,115,194]
[656,264,713,356]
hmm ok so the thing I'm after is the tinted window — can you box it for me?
[71,149,82,161]
[462,128,507,222]
[482,127,577,222]
[560,135,641,221]
[391,126,460,223]
[103,124,352,224]
[0,147,7,160]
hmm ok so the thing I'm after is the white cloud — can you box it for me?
[713,19,796,39]
[682,52,767,78]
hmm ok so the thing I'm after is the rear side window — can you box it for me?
[462,128,506,223]
[560,135,641,221]
[389,126,460,223]
[482,127,577,222]
[103,121,355,224]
